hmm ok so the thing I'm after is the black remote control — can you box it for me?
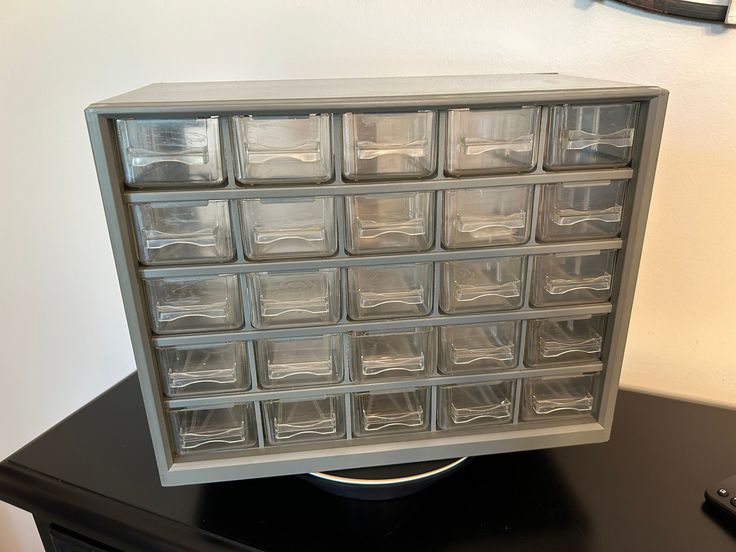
[705,475,736,519]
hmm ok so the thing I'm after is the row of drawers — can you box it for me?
[170,373,599,455]
[159,315,606,397]
[132,180,627,265]
[144,253,616,334]
[118,102,639,187]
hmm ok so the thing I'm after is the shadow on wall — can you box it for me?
[573,0,729,34]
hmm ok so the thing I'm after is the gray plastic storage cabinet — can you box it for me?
[86,74,667,486]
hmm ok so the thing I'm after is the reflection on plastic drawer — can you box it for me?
[446,107,540,176]
[116,118,224,187]
[255,334,343,389]
[170,404,257,455]
[342,111,437,180]
[353,388,429,437]
[233,114,333,184]
[157,341,249,397]
[531,250,616,307]
[525,316,606,367]
[262,395,345,445]
[144,275,243,335]
[439,321,520,375]
[438,381,514,429]
[247,268,340,329]
[240,197,337,260]
[538,180,627,242]
[131,200,234,265]
[443,186,532,249]
[546,103,639,170]
[345,192,434,254]
[522,374,597,420]
[441,257,525,314]
[348,263,433,320]
[348,327,436,382]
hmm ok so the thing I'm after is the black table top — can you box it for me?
[2,374,735,551]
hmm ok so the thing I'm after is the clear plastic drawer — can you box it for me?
[233,114,333,184]
[347,263,433,320]
[247,268,340,329]
[437,381,514,429]
[116,118,224,187]
[240,197,337,260]
[131,200,234,265]
[531,250,616,307]
[144,275,243,335]
[546,103,640,170]
[525,315,606,367]
[348,327,436,382]
[538,180,627,242]
[353,388,430,437]
[157,341,249,397]
[441,257,525,314]
[255,334,343,389]
[443,185,532,249]
[445,107,540,176]
[521,374,597,420]
[438,321,520,375]
[262,395,345,445]
[342,111,437,181]
[170,403,257,455]
[345,192,434,254]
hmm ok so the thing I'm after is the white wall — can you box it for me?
[1,0,734,549]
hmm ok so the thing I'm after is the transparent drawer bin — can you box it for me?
[157,341,249,397]
[347,263,433,320]
[522,374,597,421]
[262,395,345,445]
[233,114,333,184]
[170,403,257,455]
[240,197,337,260]
[255,334,343,389]
[441,257,525,314]
[342,111,437,181]
[131,200,234,265]
[531,250,616,308]
[348,327,436,382]
[144,275,243,335]
[546,103,640,170]
[445,107,540,176]
[438,381,514,430]
[439,321,520,375]
[525,315,607,367]
[247,268,340,329]
[353,388,430,437]
[345,192,434,254]
[443,186,532,249]
[116,118,224,187]
[538,180,627,242]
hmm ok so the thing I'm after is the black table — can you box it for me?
[1,375,735,551]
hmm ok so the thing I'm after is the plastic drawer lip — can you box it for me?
[438,382,515,429]
[255,334,343,389]
[523,374,598,420]
[348,327,436,382]
[171,404,257,455]
[531,250,617,307]
[354,388,429,435]
[263,395,345,444]
[441,257,526,314]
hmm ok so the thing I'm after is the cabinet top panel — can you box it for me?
[88,74,665,114]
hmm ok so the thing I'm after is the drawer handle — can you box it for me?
[454,211,527,235]
[450,399,512,424]
[532,392,594,415]
[274,416,337,440]
[356,139,428,160]
[128,145,209,167]
[246,143,323,164]
[454,280,521,302]
[538,334,602,358]
[564,128,634,151]
[544,274,612,295]
[254,226,326,245]
[179,423,246,450]
[144,229,219,250]
[357,217,426,238]
[157,301,229,322]
[552,205,622,226]
[260,296,330,317]
[359,288,425,308]
[268,357,334,380]
[450,343,515,365]
[363,408,424,432]
[169,367,238,389]
[461,134,534,155]
[361,353,425,376]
